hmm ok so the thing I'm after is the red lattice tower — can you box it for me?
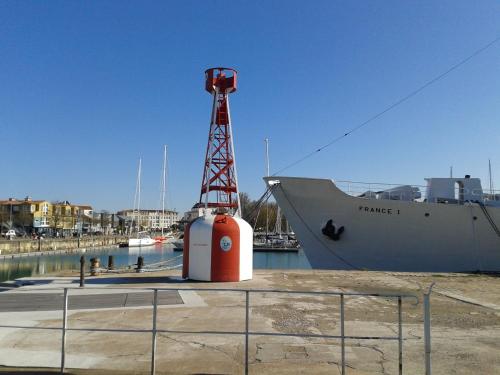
[199,67,241,214]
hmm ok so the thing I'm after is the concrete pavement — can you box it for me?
[0,270,498,374]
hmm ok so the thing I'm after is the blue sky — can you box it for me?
[1,1,500,213]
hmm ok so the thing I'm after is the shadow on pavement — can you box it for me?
[73,275,194,285]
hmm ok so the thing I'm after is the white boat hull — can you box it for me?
[128,238,156,247]
[266,177,500,272]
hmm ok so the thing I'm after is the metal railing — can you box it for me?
[335,180,426,201]
[2,287,421,375]
[335,179,500,204]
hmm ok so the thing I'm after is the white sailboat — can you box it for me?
[128,157,155,247]
[254,138,297,249]
[128,230,155,247]
[154,145,173,243]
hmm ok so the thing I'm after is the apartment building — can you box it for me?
[0,197,93,235]
[117,209,179,231]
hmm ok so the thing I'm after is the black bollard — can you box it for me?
[79,256,85,287]
[136,256,144,272]
[108,255,114,270]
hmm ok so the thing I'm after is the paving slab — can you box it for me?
[0,291,182,312]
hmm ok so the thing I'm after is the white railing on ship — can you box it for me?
[334,180,427,201]
[334,180,500,204]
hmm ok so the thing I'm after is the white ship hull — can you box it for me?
[265,176,500,272]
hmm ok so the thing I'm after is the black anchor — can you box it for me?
[321,219,344,241]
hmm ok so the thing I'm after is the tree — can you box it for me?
[52,208,62,236]
[239,192,253,220]
[0,210,8,232]
[239,192,281,232]
[100,211,111,234]
[15,210,33,235]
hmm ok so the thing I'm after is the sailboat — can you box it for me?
[128,157,156,247]
[253,138,298,250]
[154,145,172,243]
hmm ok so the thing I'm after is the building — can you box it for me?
[0,197,93,236]
[0,197,52,233]
[182,205,205,223]
[117,209,179,231]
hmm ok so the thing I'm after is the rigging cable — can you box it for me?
[244,185,275,226]
[273,35,500,176]
[477,202,500,237]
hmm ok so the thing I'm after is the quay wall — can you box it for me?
[0,236,127,255]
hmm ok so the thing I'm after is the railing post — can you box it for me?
[398,296,402,375]
[424,283,435,375]
[151,289,158,375]
[60,288,68,374]
[245,290,249,375]
[340,293,345,375]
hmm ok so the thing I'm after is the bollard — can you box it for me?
[90,257,100,276]
[79,256,85,287]
[108,255,115,270]
[136,256,144,273]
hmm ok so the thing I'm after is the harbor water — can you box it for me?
[0,244,311,283]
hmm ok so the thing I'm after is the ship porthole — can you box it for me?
[473,216,478,221]
[425,213,430,217]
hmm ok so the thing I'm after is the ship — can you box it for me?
[264,175,500,272]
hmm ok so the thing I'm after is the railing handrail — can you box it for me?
[335,179,500,194]
[335,179,500,204]
[4,285,419,301]
[335,179,428,188]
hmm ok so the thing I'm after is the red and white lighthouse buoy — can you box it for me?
[183,213,252,281]
[182,67,253,282]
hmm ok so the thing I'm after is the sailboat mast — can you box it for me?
[489,159,494,195]
[161,145,167,236]
[265,138,270,241]
[137,157,142,231]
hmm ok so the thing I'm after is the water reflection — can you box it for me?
[254,250,311,269]
[0,245,310,282]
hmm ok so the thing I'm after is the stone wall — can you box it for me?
[0,236,127,254]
